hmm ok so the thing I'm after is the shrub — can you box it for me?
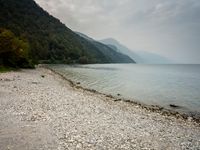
[0,28,34,68]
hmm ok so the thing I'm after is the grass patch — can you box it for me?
[0,66,15,73]
[0,65,35,73]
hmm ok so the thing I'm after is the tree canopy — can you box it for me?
[0,28,33,68]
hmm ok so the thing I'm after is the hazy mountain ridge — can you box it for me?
[76,32,136,63]
[100,38,171,64]
[100,38,142,63]
[75,32,95,42]
[0,0,134,65]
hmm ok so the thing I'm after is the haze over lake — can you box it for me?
[50,64,200,116]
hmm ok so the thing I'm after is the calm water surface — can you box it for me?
[50,64,200,115]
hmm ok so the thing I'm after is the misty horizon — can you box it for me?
[35,0,200,64]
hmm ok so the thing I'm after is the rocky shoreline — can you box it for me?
[44,65,200,124]
[0,67,200,149]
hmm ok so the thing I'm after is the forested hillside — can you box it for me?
[76,32,135,63]
[0,0,134,67]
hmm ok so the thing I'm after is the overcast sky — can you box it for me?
[35,0,200,63]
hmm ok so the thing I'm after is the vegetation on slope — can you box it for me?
[0,28,34,68]
[0,0,134,69]
[76,32,135,63]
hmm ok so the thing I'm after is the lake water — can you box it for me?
[50,64,200,115]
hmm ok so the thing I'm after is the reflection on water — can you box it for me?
[50,64,200,114]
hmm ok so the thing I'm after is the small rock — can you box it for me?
[114,99,121,102]
[31,116,36,121]
[41,75,45,78]
[106,94,113,98]
[124,99,131,103]
[76,86,82,89]
[169,104,180,108]
[76,143,83,149]
[4,78,12,81]
[187,117,193,122]
[32,82,38,84]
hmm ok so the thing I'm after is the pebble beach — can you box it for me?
[0,68,200,150]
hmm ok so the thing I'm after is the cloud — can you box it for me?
[34,0,200,63]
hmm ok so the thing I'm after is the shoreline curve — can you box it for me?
[41,64,200,125]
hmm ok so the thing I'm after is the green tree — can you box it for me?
[0,28,33,68]
[79,56,89,64]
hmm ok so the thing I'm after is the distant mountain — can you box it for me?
[100,38,171,64]
[76,32,136,63]
[100,38,142,63]
[0,0,134,65]
[135,51,171,64]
